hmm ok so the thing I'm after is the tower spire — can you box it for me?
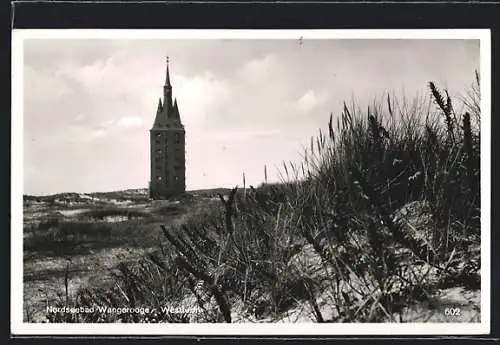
[163,56,173,111]
[165,56,171,87]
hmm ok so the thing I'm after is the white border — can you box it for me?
[11,29,491,336]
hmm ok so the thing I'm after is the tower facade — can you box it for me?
[149,58,186,199]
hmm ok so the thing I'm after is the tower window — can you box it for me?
[157,176,162,181]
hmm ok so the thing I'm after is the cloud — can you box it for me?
[24,39,120,71]
[239,54,278,85]
[117,116,143,127]
[55,50,158,101]
[175,72,232,128]
[298,90,320,111]
[73,114,85,122]
[98,119,116,127]
[91,129,107,138]
[24,65,74,105]
[58,58,108,89]
[203,129,283,142]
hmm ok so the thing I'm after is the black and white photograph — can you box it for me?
[11,29,490,335]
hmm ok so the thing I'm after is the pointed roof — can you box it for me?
[173,98,180,120]
[152,57,183,129]
[153,99,166,128]
[157,98,163,113]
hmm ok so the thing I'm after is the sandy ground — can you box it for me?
[24,247,150,322]
[23,238,481,323]
[22,192,205,322]
[21,193,481,324]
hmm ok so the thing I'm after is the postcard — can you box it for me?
[11,29,491,335]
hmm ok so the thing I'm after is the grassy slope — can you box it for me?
[27,75,481,323]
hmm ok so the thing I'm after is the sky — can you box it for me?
[22,37,480,195]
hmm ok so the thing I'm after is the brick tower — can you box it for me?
[149,57,186,199]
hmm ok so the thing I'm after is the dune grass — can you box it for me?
[42,74,481,323]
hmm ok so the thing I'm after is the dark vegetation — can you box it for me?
[24,189,151,204]
[24,207,183,257]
